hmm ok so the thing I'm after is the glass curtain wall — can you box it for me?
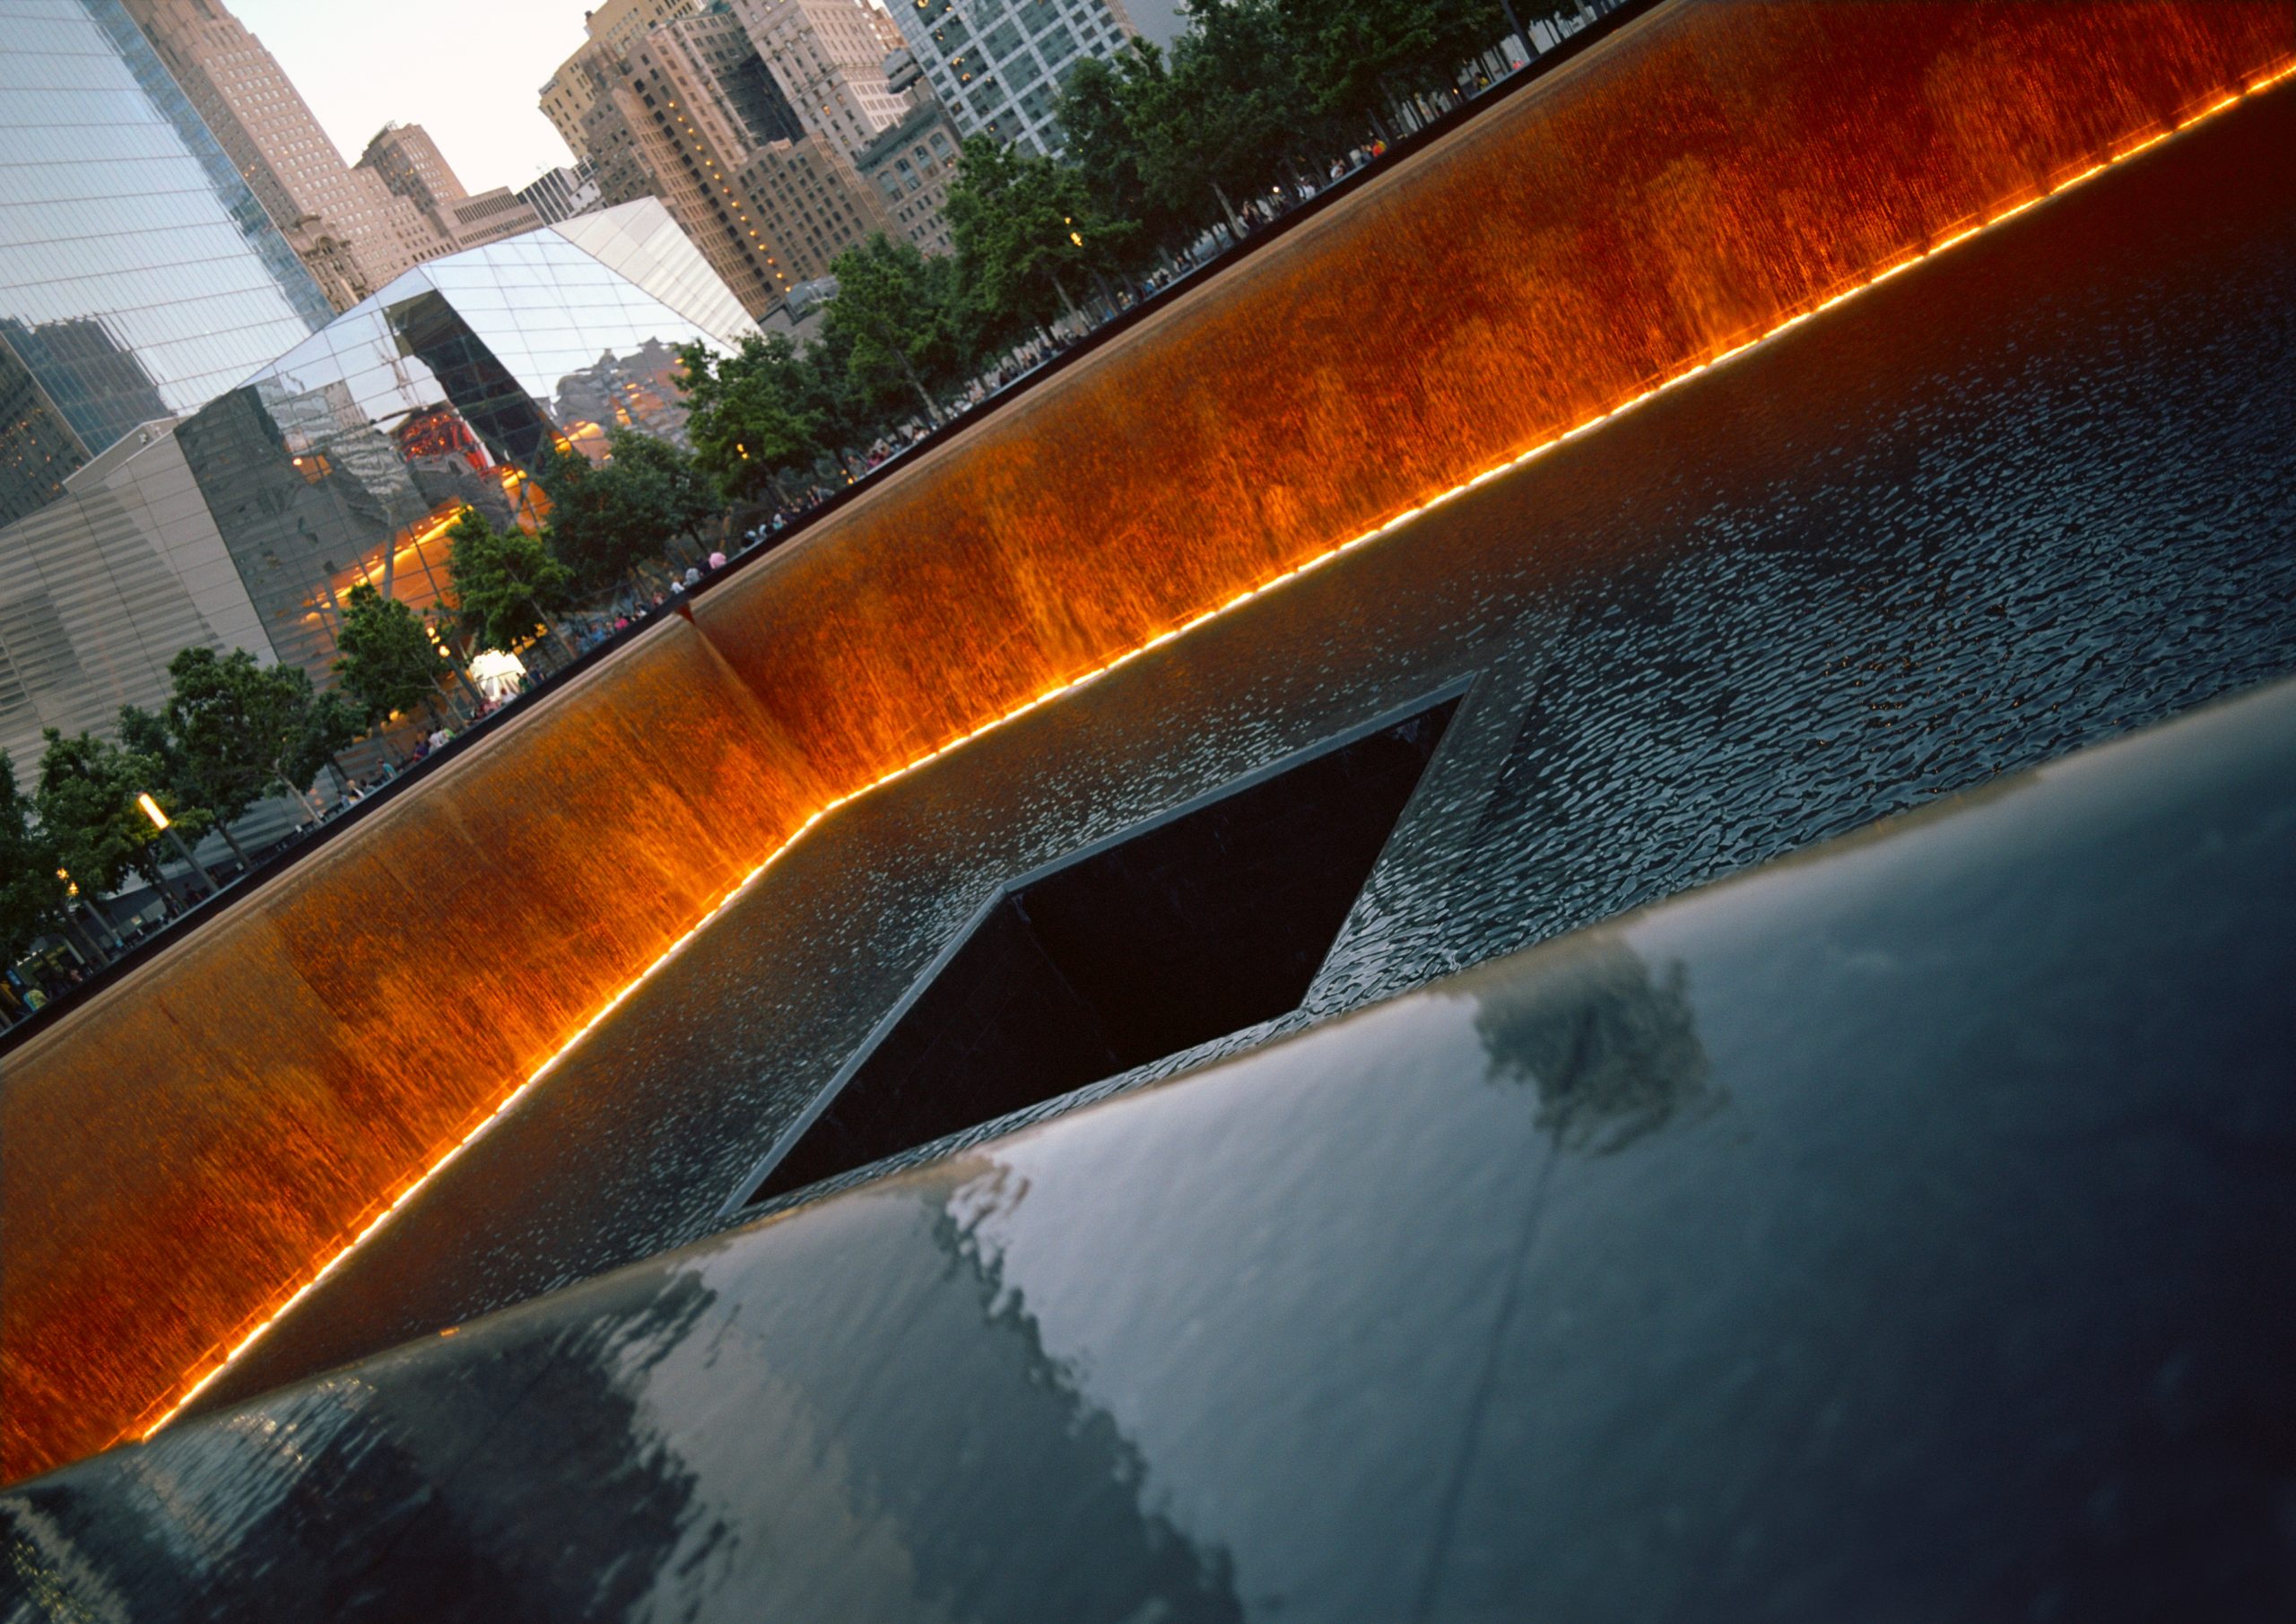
[0,0,331,525]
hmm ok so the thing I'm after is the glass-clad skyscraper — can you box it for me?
[0,0,334,525]
[887,0,1140,154]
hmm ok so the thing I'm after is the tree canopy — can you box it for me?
[1273,0,1515,122]
[334,582,453,726]
[33,728,173,902]
[446,507,576,655]
[535,432,718,589]
[156,647,313,840]
[678,335,831,506]
[1146,3,1334,222]
[946,136,1118,346]
[0,754,66,969]
[1051,48,1179,262]
[283,690,363,798]
[822,235,973,424]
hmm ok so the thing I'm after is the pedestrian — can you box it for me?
[683,565,701,587]
[709,549,727,569]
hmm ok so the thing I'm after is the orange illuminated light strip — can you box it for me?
[133,60,2295,1447]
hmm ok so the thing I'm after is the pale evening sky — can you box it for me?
[229,0,595,194]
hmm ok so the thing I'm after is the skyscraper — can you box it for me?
[888,0,1141,153]
[732,0,913,166]
[613,5,812,312]
[119,0,452,308]
[539,0,699,167]
[0,0,331,526]
[517,161,604,227]
[359,125,545,252]
[357,123,466,227]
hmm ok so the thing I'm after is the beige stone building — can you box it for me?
[732,0,914,166]
[855,103,962,259]
[735,135,898,284]
[540,0,699,160]
[356,124,465,221]
[359,125,544,251]
[613,8,807,314]
[120,0,450,308]
[537,0,958,318]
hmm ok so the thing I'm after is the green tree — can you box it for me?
[945,136,1120,348]
[823,234,971,425]
[1153,0,1342,222]
[283,690,362,803]
[1273,0,1513,126]
[0,753,68,971]
[128,647,314,859]
[33,728,177,907]
[170,646,358,819]
[677,334,829,506]
[446,507,576,655]
[535,431,718,590]
[1057,48,1171,262]
[334,581,454,727]
[117,699,221,855]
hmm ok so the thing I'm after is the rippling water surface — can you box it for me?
[199,90,2296,1411]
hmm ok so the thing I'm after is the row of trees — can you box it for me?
[673,0,1573,502]
[0,444,719,991]
[0,648,364,977]
[0,496,583,986]
[3,423,735,993]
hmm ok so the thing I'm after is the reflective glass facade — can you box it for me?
[890,0,1138,154]
[0,0,332,524]
[0,197,757,773]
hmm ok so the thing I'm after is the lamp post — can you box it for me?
[55,868,116,966]
[138,793,219,902]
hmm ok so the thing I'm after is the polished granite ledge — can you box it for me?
[9,672,2293,1622]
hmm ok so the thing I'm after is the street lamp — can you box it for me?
[139,792,219,901]
[55,867,117,965]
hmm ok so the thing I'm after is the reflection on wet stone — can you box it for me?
[849,1177,1246,1623]
[1473,940,1716,1155]
[0,1273,725,1620]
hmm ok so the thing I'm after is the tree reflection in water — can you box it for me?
[1472,936,1718,1154]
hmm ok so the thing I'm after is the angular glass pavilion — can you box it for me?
[0,196,757,768]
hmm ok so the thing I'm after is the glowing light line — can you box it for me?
[131,57,2293,1448]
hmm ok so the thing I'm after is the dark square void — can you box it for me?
[741,692,1462,1205]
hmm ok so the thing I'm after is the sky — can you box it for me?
[230,0,587,194]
